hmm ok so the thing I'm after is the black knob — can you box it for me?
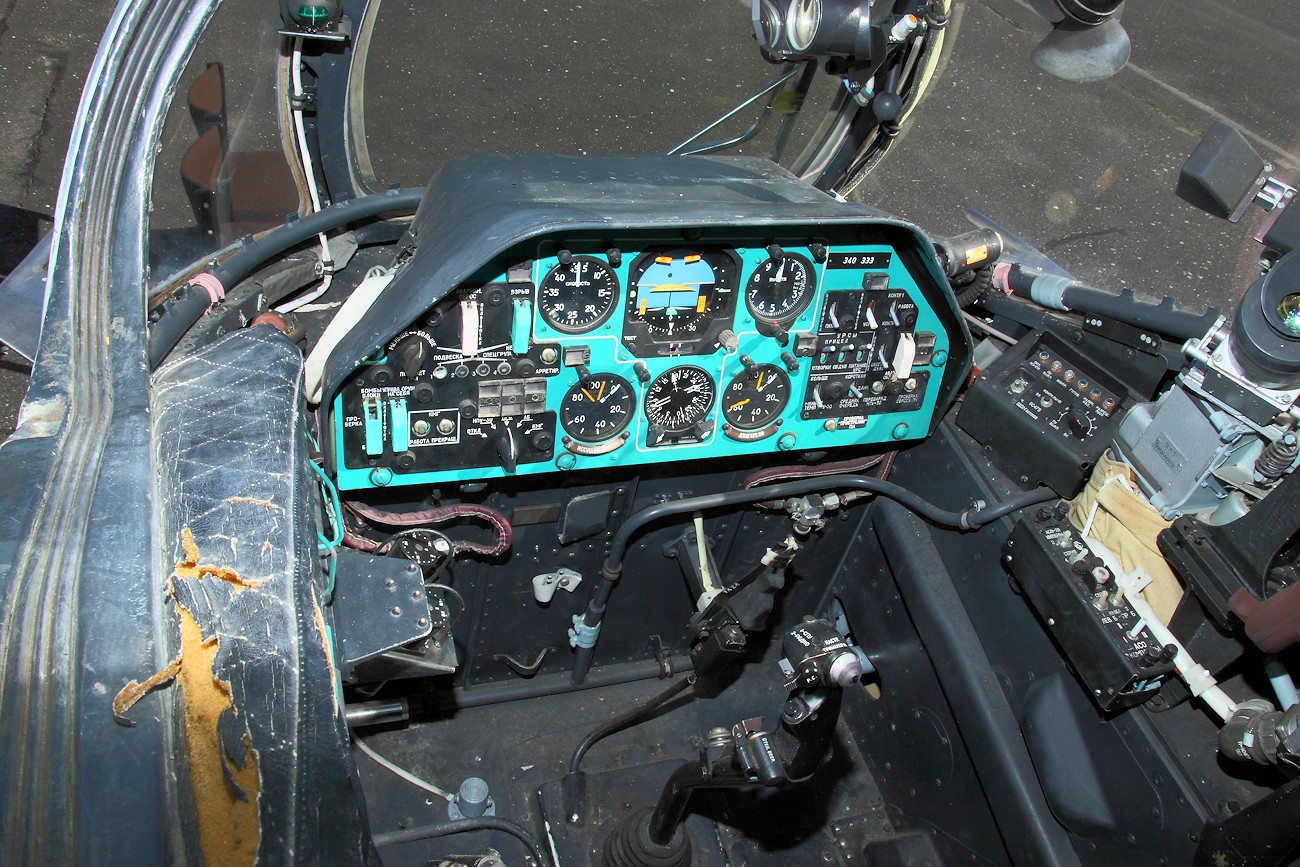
[873,91,901,122]
[825,381,847,401]
[395,336,427,377]
[413,383,435,404]
[766,244,784,261]
[557,248,573,265]
[494,429,517,473]
[459,400,477,419]
[838,316,856,333]
[772,325,789,345]
[808,243,827,263]
[371,365,394,386]
[395,451,417,470]
[781,352,799,373]
[606,247,622,267]
[1067,406,1093,438]
[516,358,536,377]
[531,430,554,453]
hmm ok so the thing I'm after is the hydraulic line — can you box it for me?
[147,187,424,369]
[561,676,696,823]
[570,476,1056,683]
[569,677,695,777]
[371,817,553,867]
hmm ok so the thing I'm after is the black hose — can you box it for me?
[605,475,1055,572]
[954,266,993,309]
[148,187,424,369]
[571,477,1057,683]
[371,816,552,867]
[568,676,695,776]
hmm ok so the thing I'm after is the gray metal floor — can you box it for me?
[0,0,1297,437]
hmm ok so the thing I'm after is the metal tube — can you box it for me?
[344,699,409,729]
[438,655,692,710]
[647,760,708,846]
[667,65,800,156]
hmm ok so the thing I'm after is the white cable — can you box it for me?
[1271,668,1299,710]
[1083,536,1237,722]
[276,36,335,313]
[304,268,395,403]
[353,737,454,802]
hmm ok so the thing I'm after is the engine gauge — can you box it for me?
[744,252,814,322]
[626,250,735,341]
[538,256,619,333]
[559,373,634,442]
[644,366,716,434]
[723,364,790,429]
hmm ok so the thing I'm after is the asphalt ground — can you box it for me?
[1,0,1298,438]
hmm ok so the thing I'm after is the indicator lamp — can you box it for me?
[280,0,340,31]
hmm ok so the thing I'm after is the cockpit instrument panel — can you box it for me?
[329,226,969,490]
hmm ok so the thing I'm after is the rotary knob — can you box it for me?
[1067,406,1095,438]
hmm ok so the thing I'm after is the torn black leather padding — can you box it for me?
[152,325,372,865]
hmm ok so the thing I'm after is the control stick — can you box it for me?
[601,617,861,867]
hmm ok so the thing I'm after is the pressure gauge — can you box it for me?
[559,373,634,442]
[723,364,790,429]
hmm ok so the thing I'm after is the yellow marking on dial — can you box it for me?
[581,387,597,402]
[728,398,750,411]
[756,371,766,391]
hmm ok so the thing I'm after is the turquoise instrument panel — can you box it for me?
[330,227,966,491]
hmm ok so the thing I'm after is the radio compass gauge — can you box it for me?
[723,363,790,430]
[538,256,619,333]
[559,373,634,442]
[644,365,716,436]
[744,252,814,322]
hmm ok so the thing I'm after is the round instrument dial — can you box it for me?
[559,373,635,442]
[644,366,716,434]
[538,256,619,333]
[626,250,735,340]
[723,364,791,429]
[744,253,814,322]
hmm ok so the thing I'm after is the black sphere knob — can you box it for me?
[873,92,902,122]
